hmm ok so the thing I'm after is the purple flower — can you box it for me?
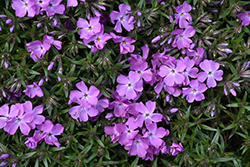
[43,35,62,50]
[125,134,149,158]
[110,4,134,32]
[179,57,198,85]
[118,118,139,145]
[12,0,36,17]
[197,60,223,88]
[0,154,9,159]
[84,25,112,50]
[237,11,250,26]
[44,123,64,148]
[186,47,204,66]
[116,71,143,100]
[42,0,65,16]
[130,62,152,82]
[175,1,192,28]
[0,162,8,166]
[26,38,51,61]
[158,61,186,86]
[23,82,44,98]
[25,136,39,149]
[134,101,163,127]
[182,80,207,103]
[168,142,185,156]
[109,92,131,117]
[110,33,136,54]
[33,120,53,141]
[105,123,124,143]
[69,99,99,122]
[77,17,101,39]
[68,81,100,105]
[128,44,149,65]
[171,26,196,49]
[67,0,78,7]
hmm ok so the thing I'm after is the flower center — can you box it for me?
[193,89,196,93]
[96,38,100,42]
[18,118,21,121]
[181,13,184,16]
[88,26,92,30]
[146,114,149,117]
[248,13,250,17]
[196,55,199,58]
[33,85,37,88]
[40,131,43,134]
[180,35,183,38]
[208,71,212,75]
[84,94,88,97]
[128,83,131,87]
[136,140,139,143]
[127,130,131,133]
[183,69,186,72]
[120,17,123,21]
[6,117,9,120]
[138,71,141,74]
[41,46,43,50]
[48,133,52,136]
[122,40,126,44]
[25,3,28,7]
[119,103,122,106]
[171,70,175,73]
[39,0,42,3]
[149,133,153,136]
[152,70,155,74]
[49,3,52,7]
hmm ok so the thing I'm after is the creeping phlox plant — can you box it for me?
[1,0,250,166]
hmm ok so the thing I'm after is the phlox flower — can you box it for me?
[105,123,125,143]
[44,122,64,148]
[110,4,134,32]
[179,57,198,86]
[134,101,163,127]
[125,134,149,158]
[130,62,152,82]
[68,81,100,105]
[143,122,169,149]
[158,61,186,86]
[33,0,50,14]
[168,142,185,156]
[34,120,54,141]
[23,82,44,98]
[171,26,196,49]
[12,0,36,17]
[43,35,62,50]
[26,38,51,61]
[186,47,204,66]
[110,33,136,54]
[116,71,143,100]
[128,44,149,65]
[25,136,39,149]
[109,92,130,117]
[67,0,85,7]
[175,1,192,28]
[84,25,112,50]
[154,80,181,97]
[77,17,101,39]
[69,99,99,122]
[0,104,14,129]
[197,60,223,88]
[182,79,207,103]
[237,11,250,26]
[41,0,65,16]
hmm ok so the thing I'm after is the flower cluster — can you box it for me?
[0,102,63,148]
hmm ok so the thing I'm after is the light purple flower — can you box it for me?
[168,142,185,156]
[171,26,196,49]
[186,47,204,66]
[77,17,101,39]
[12,0,36,17]
[197,60,223,88]
[158,61,186,86]
[44,123,64,148]
[237,11,250,26]
[175,1,192,28]
[130,62,152,82]
[25,136,39,149]
[116,71,143,100]
[84,25,112,50]
[0,154,9,159]
[179,57,198,85]
[105,123,124,143]
[23,82,44,98]
[128,44,149,65]
[110,33,136,54]
[182,79,207,103]
[110,4,134,32]
[26,39,51,61]
[42,0,65,16]
[34,119,54,140]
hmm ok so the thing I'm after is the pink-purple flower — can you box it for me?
[237,11,250,26]
[23,82,44,98]
[174,1,192,28]
[171,26,196,49]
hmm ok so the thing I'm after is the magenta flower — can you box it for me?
[116,71,143,100]
[42,0,65,16]
[33,0,50,14]
[182,80,207,103]
[130,62,152,82]
[109,91,131,117]
[23,82,44,98]
[143,122,168,149]
[134,101,163,127]
[175,1,192,28]
[110,33,136,54]
[128,44,149,65]
[197,60,223,88]
[118,118,139,145]
[84,25,112,50]
[44,122,64,148]
[105,123,124,143]
[26,39,51,61]
[25,136,39,149]
[0,104,13,129]
[237,11,250,26]
[0,154,9,159]
[77,17,101,39]
[125,134,149,158]
[34,120,54,140]
[110,4,134,32]
[171,26,196,49]
[179,57,198,86]
[67,0,78,7]
[12,0,36,17]
[69,99,99,122]
[43,35,62,50]
[186,47,204,66]
[158,61,186,86]
[168,142,185,156]
[68,81,100,105]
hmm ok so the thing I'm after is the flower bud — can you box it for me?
[48,62,54,71]
[151,36,161,43]
[6,19,12,24]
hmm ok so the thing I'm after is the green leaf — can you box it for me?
[22,151,37,159]
[223,123,237,131]
[226,103,239,107]
[50,146,66,152]
[201,125,217,131]
[152,157,158,167]
[211,157,234,162]
[130,156,139,167]
[96,138,105,148]
[219,8,231,19]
